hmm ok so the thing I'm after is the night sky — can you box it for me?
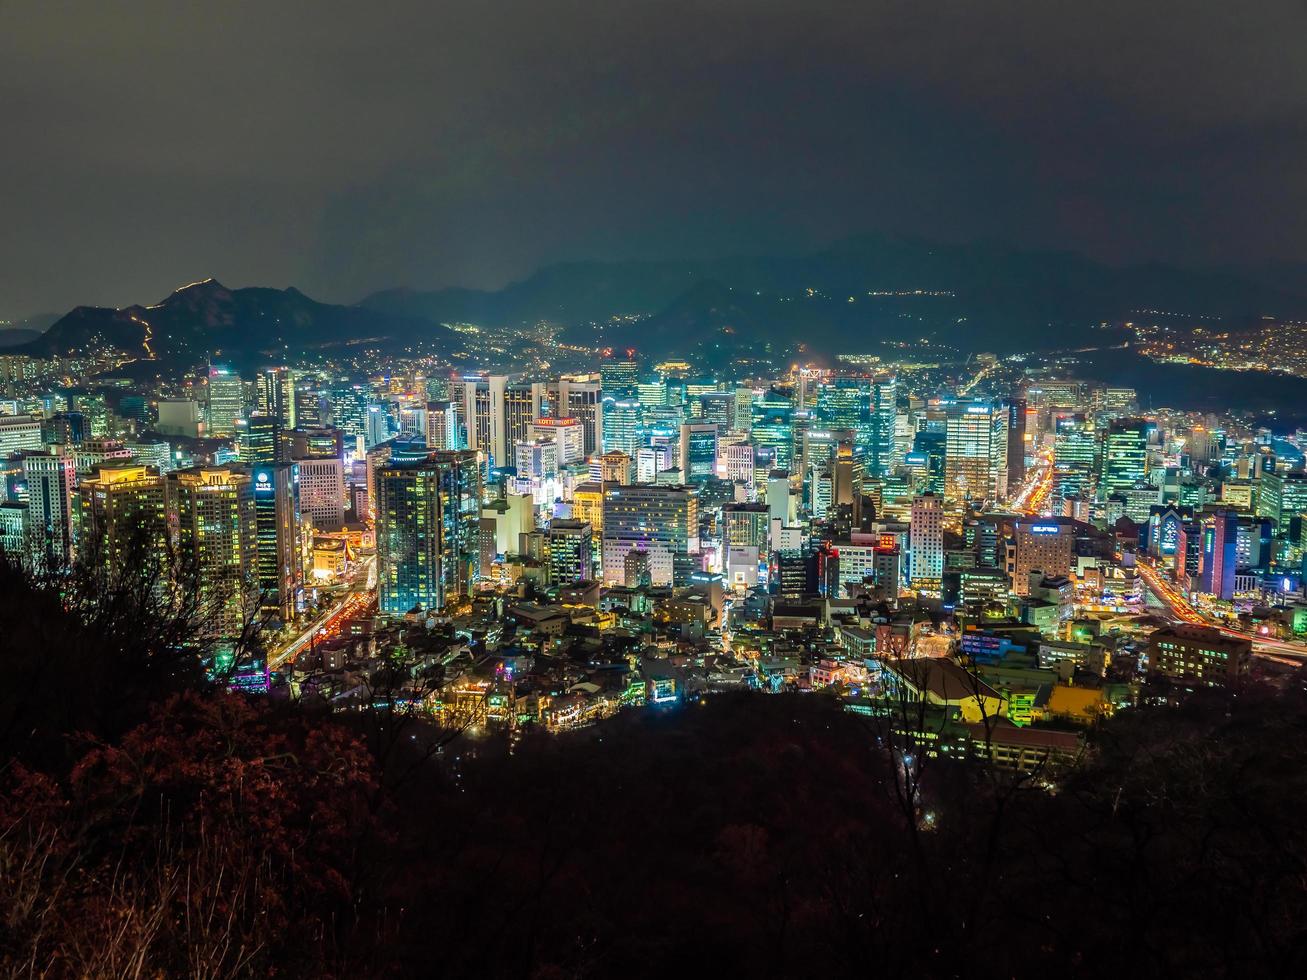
[4,0,1307,317]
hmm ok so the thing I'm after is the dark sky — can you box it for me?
[4,0,1307,318]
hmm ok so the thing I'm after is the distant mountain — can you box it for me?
[18,279,453,366]
[0,313,56,348]
[361,235,1307,357]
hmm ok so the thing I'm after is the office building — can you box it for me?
[376,450,482,616]
[251,463,302,623]
[77,465,169,568]
[23,450,76,569]
[945,399,1007,508]
[909,493,944,585]
[257,367,297,429]
[170,467,258,637]
[547,519,594,584]
[601,484,699,586]
[1012,519,1075,596]
[203,365,245,437]
[679,423,720,483]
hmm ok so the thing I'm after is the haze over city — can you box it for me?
[4,3,1307,978]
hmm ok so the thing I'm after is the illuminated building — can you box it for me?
[945,399,1008,507]
[699,390,734,429]
[1052,414,1096,500]
[547,519,594,584]
[1147,625,1250,690]
[23,449,75,568]
[376,450,481,616]
[241,415,284,464]
[909,493,944,585]
[679,422,719,482]
[1011,519,1075,596]
[0,501,30,563]
[601,484,699,586]
[600,352,639,400]
[504,382,544,450]
[251,463,303,623]
[530,416,585,464]
[1006,397,1027,489]
[722,502,770,553]
[515,439,559,480]
[203,365,244,436]
[169,467,257,637]
[425,400,460,450]
[599,450,632,485]
[257,366,296,428]
[77,465,168,567]
[601,398,642,454]
[1200,509,1239,600]
[554,377,603,456]
[868,374,898,477]
[1099,419,1149,500]
[295,456,345,529]
[571,481,604,533]
[751,389,794,473]
[452,374,510,467]
[636,444,672,483]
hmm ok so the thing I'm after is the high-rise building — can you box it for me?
[296,456,346,529]
[679,423,720,483]
[909,493,944,585]
[376,450,482,616]
[1006,397,1027,490]
[547,519,594,584]
[257,367,297,429]
[1100,419,1149,501]
[203,365,245,437]
[77,465,169,568]
[1200,509,1239,601]
[868,374,898,477]
[600,351,639,401]
[751,390,794,473]
[601,484,699,586]
[1011,519,1075,596]
[1052,414,1097,500]
[170,467,258,637]
[555,378,603,456]
[601,399,642,454]
[504,382,544,452]
[571,481,605,534]
[530,417,585,465]
[945,400,1008,508]
[240,415,285,464]
[251,463,302,623]
[515,439,559,480]
[23,449,76,569]
[0,501,28,563]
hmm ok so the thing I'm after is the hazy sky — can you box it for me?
[4,0,1307,317]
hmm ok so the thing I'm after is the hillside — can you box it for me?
[361,235,1307,357]
[18,279,452,367]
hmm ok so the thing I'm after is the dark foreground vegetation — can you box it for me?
[2,557,1306,978]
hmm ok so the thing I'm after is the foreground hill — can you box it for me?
[17,278,452,367]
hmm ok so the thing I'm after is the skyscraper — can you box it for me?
[600,351,639,401]
[1100,419,1149,501]
[203,365,245,437]
[601,484,699,586]
[77,464,169,568]
[547,519,594,584]
[909,492,944,585]
[257,367,297,429]
[679,422,720,483]
[251,463,303,623]
[944,400,1008,508]
[170,467,258,637]
[376,450,482,616]
[23,449,76,569]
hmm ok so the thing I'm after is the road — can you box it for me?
[1010,448,1055,516]
[269,554,377,671]
[1134,555,1307,663]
